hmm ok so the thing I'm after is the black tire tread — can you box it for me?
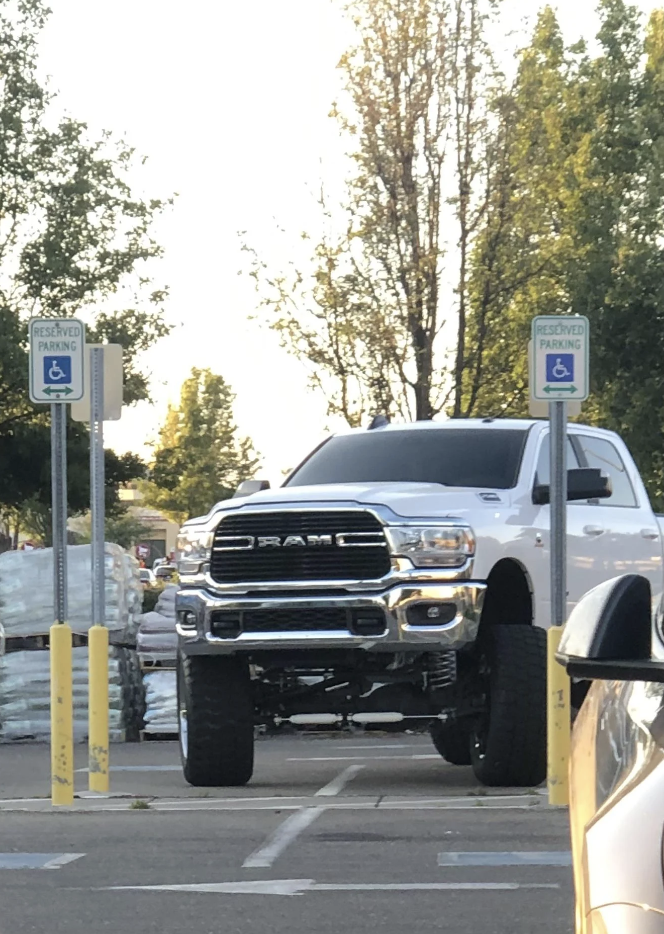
[179,655,254,787]
[430,720,472,766]
[471,625,546,787]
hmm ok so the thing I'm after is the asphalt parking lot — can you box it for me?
[0,733,573,934]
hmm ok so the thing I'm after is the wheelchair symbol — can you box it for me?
[43,355,72,385]
[545,353,574,383]
[552,359,570,379]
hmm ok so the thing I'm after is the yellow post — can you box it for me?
[88,624,109,793]
[547,625,571,806]
[50,623,74,806]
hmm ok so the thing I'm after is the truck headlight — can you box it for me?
[176,528,213,576]
[384,525,475,568]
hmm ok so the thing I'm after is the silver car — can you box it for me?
[558,574,664,932]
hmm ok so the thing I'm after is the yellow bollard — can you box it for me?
[88,624,109,793]
[50,623,74,806]
[547,625,571,806]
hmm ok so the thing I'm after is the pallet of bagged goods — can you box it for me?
[0,543,145,743]
[138,584,178,738]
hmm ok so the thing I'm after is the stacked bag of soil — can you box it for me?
[142,669,178,735]
[0,543,145,743]
[137,585,177,662]
[0,646,145,743]
[0,544,142,641]
[138,584,178,735]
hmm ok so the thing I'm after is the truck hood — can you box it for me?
[207,483,510,522]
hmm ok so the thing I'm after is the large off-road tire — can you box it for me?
[178,654,254,787]
[430,720,472,765]
[470,625,546,787]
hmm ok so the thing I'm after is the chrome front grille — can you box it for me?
[209,510,391,583]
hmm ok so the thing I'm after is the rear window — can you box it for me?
[286,428,528,490]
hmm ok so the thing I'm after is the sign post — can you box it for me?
[531,315,589,807]
[88,347,109,792]
[29,318,85,807]
[68,342,122,791]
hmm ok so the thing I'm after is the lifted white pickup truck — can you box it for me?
[175,418,664,788]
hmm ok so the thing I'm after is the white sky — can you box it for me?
[35,0,664,484]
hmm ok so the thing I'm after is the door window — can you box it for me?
[534,435,580,486]
[575,436,637,507]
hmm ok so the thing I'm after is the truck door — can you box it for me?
[570,433,663,599]
[532,432,603,621]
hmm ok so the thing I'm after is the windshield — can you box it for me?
[286,427,528,490]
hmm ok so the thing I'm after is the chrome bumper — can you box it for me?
[175,582,486,654]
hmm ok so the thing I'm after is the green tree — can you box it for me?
[74,511,154,551]
[461,6,583,416]
[0,0,172,534]
[462,1,664,508]
[143,368,259,524]
[246,0,503,425]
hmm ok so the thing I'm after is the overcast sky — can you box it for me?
[35,0,664,483]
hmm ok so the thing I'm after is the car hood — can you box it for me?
[203,483,511,523]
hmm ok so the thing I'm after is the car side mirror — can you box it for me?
[556,574,664,682]
[532,468,612,505]
[233,479,271,499]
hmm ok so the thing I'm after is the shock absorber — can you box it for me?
[427,650,457,691]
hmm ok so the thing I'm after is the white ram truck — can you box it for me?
[175,418,664,788]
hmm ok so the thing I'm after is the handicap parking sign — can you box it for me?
[545,353,574,383]
[43,355,72,385]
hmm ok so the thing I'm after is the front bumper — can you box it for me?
[175,581,486,655]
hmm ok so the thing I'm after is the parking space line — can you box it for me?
[106,879,561,895]
[437,851,572,867]
[330,744,417,750]
[242,807,325,869]
[315,765,365,797]
[288,755,438,762]
[43,854,86,870]
[0,853,85,870]
[75,766,181,773]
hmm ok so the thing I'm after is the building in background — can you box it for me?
[119,487,180,568]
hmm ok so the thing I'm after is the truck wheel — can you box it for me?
[430,720,472,766]
[178,654,254,787]
[470,625,546,787]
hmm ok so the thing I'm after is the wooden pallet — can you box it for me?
[3,632,90,653]
[140,659,176,671]
[140,729,178,742]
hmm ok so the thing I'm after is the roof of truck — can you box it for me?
[340,418,543,434]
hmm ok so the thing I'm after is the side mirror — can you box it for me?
[233,479,271,499]
[532,468,612,505]
[557,574,664,682]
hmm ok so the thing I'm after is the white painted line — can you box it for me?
[311,882,560,892]
[288,755,436,762]
[106,879,560,896]
[0,853,85,870]
[242,807,325,869]
[315,765,365,797]
[330,744,415,750]
[108,879,314,896]
[387,794,542,805]
[75,765,181,773]
[43,854,86,870]
[0,798,51,804]
[0,794,547,814]
[437,851,572,867]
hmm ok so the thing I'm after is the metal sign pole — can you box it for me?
[88,347,109,792]
[50,402,73,805]
[547,399,570,806]
[90,348,105,625]
[51,404,68,624]
[549,400,567,627]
